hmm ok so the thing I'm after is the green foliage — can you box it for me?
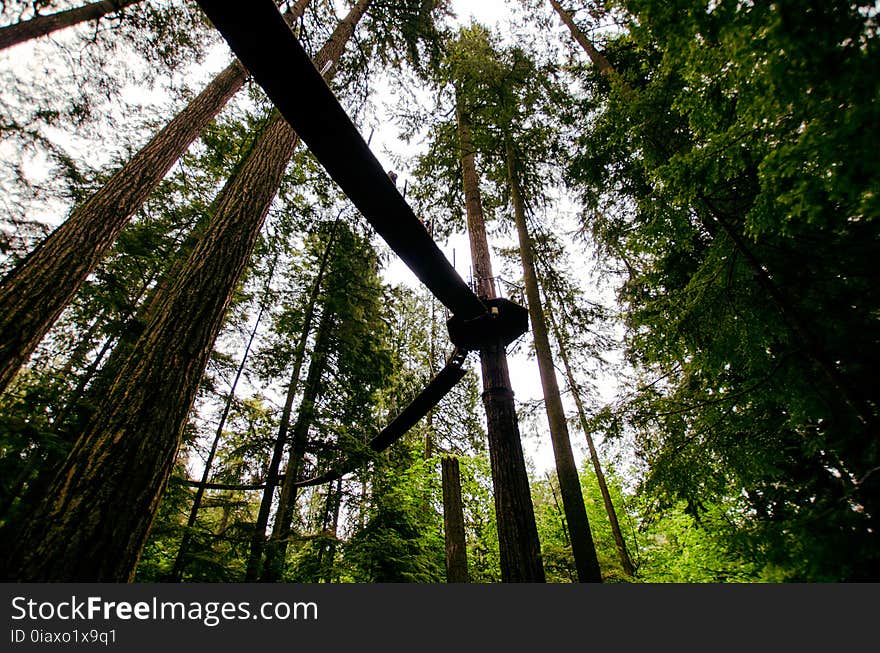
[530,476,579,582]
[137,394,277,583]
[566,0,880,580]
[0,110,269,527]
[457,453,501,582]
[342,452,445,583]
[298,221,395,477]
[633,498,761,583]
[363,0,452,76]
[531,461,766,583]
[322,282,502,584]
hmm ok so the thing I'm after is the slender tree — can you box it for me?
[545,305,635,576]
[450,27,607,582]
[546,0,616,77]
[257,307,333,581]
[506,142,602,582]
[170,253,278,581]
[242,0,454,581]
[314,477,344,583]
[246,226,338,582]
[259,220,393,582]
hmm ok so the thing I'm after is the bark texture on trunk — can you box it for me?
[2,101,300,582]
[0,0,141,50]
[441,456,469,583]
[506,143,602,583]
[0,0,314,395]
[0,60,248,394]
[457,102,544,583]
[478,345,546,582]
[171,260,274,581]
[457,109,497,299]
[0,0,368,582]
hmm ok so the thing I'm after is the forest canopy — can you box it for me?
[0,0,877,583]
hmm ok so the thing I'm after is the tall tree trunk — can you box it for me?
[544,305,636,577]
[170,255,277,581]
[244,218,341,582]
[0,62,246,394]
[546,0,617,78]
[0,0,141,50]
[79,0,313,401]
[257,308,333,582]
[0,0,313,395]
[241,0,378,578]
[0,268,158,518]
[314,478,340,582]
[456,104,544,583]
[506,143,602,583]
[441,456,469,583]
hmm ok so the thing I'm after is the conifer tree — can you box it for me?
[170,253,278,581]
[242,218,339,582]
[554,0,880,579]
[0,0,312,394]
[258,221,393,582]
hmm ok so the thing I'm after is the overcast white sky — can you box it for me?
[450,0,514,24]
